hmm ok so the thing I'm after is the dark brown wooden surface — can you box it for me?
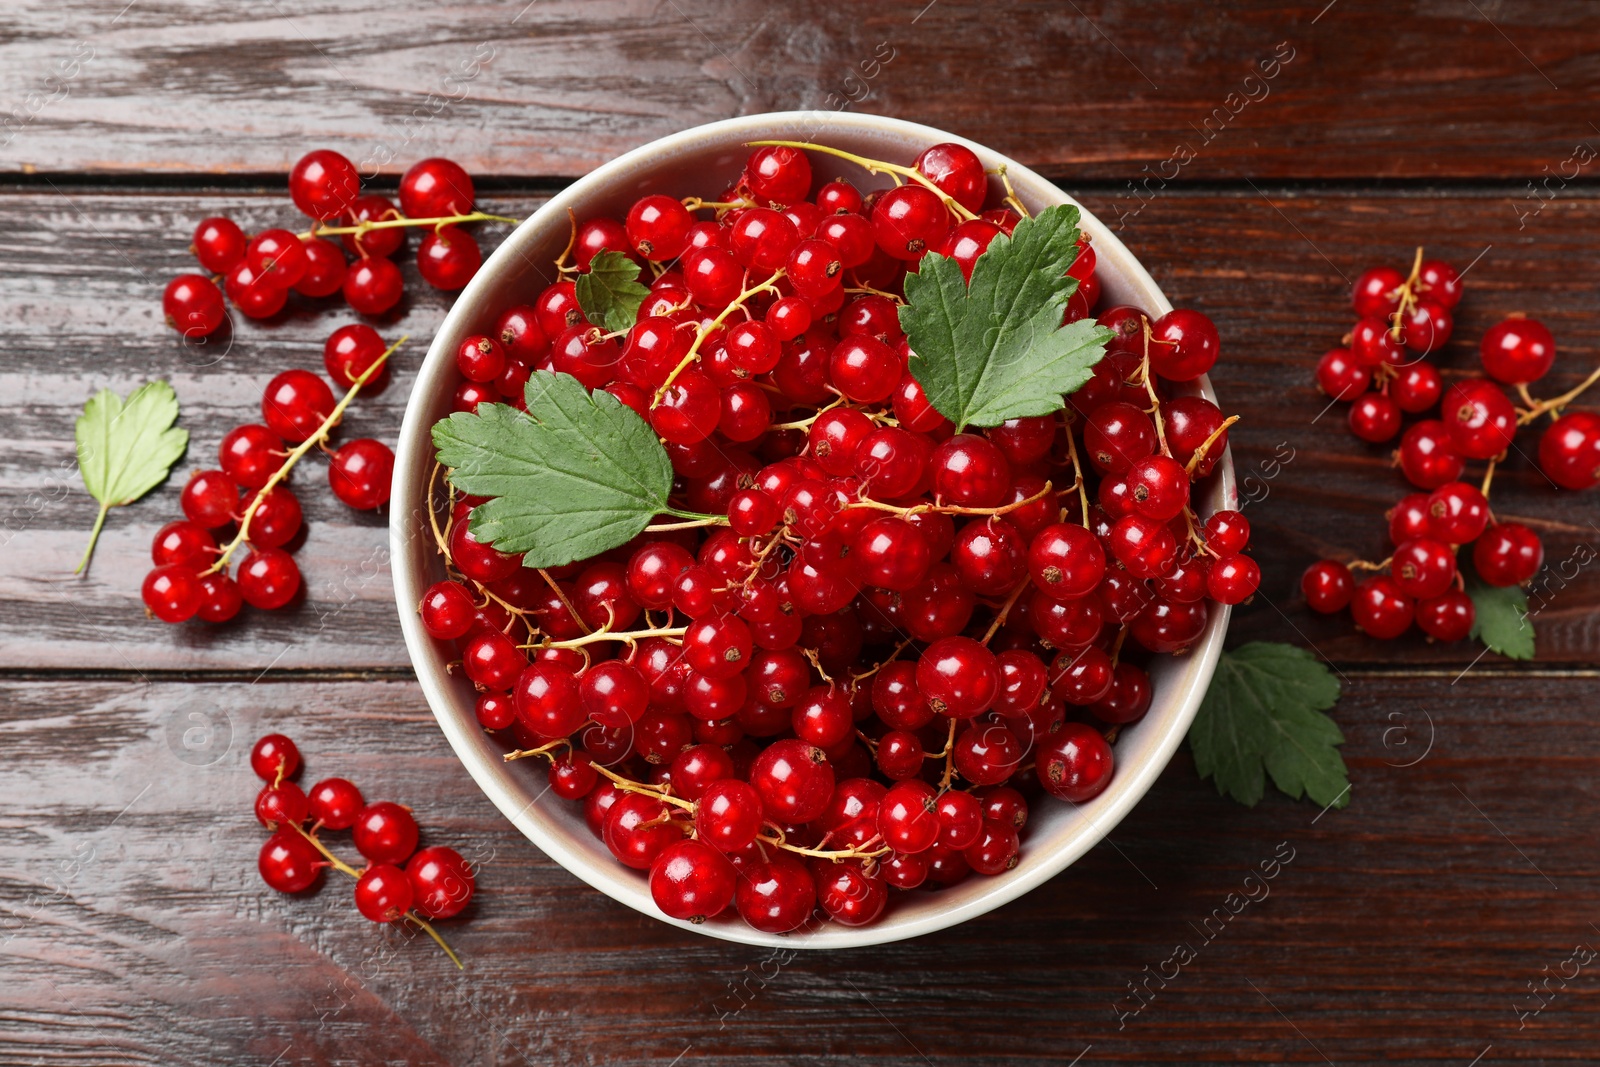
[3,2,1599,1064]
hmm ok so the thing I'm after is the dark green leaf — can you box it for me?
[575,250,650,333]
[900,203,1112,431]
[1465,561,1535,660]
[74,380,189,573]
[431,370,675,568]
[1189,642,1348,809]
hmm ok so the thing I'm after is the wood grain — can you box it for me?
[1,1,1597,180]
[1,674,1594,1066]
[3,186,1596,670]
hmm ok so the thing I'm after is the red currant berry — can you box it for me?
[1392,361,1443,413]
[1084,401,1158,474]
[406,846,476,919]
[1397,419,1465,490]
[854,516,933,592]
[342,255,404,315]
[872,185,950,260]
[1391,537,1457,599]
[197,570,243,623]
[1480,316,1555,384]
[1398,298,1451,354]
[1206,554,1260,604]
[353,863,414,923]
[1417,590,1475,642]
[237,547,301,610]
[246,229,308,288]
[322,323,388,390]
[931,433,1011,507]
[400,157,474,218]
[151,519,215,569]
[142,564,202,623]
[1037,723,1114,802]
[162,274,226,338]
[246,485,302,549]
[307,777,364,830]
[915,142,986,213]
[1426,481,1490,544]
[735,852,815,933]
[289,149,360,220]
[1349,392,1402,443]
[1315,347,1368,400]
[1301,560,1354,613]
[328,438,394,510]
[917,636,999,718]
[417,225,481,290]
[1441,378,1516,460]
[695,779,764,852]
[625,194,694,261]
[262,369,335,443]
[1350,575,1414,639]
[650,368,720,445]
[180,469,239,528]
[650,839,737,922]
[1388,493,1434,545]
[954,721,1023,785]
[251,734,300,782]
[1028,522,1105,601]
[352,801,420,866]
[745,145,812,205]
[1108,514,1178,579]
[259,831,322,893]
[294,237,347,298]
[1472,522,1543,587]
[1418,259,1462,308]
[192,216,247,274]
[1089,662,1152,725]
[1149,308,1219,381]
[226,261,289,319]
[748,738,834,823]
[1538,411,1600,490]
[879,779,940,854]
[1352,265,1404,318]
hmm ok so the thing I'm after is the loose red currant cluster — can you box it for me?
[1306,250,1599,639]
[251,733,474,964]
[139,326,400,624]
[423,140,1249,932]
[161,149,510,337]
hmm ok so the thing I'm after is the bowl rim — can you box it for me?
[390,110,1233,949]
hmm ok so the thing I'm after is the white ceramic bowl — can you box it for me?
[391,111,1235,948]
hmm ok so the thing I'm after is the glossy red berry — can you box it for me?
[237,547,301,610]
[289,149,361,220]
[417,226,481,290]
[745,145,812,205]
[651,839,737,922]
[734,852,815,933]
[251,734,300,782]
[748,738,834,823]
[878,779,940,854]
[1391,538,1457,599]
[1350,575,1414,639]
[1349,392,1402,443]
[1036,723,1114,802]
[1149,308,1220,381]
[1538,411,1600,490]
[1206,554,1260,604]
[343,255,404,315]
[1426,481,1490,544]
[400,157,474,218]
[1301,560,1355,613]
[1084,401,1157,474]
[259,831,322,893]
[915,142,987,213]
[192,216,247,273]
[352,802,420,866]
[142,564,202,623]
[1392,361,1443,413]
[163,274,226,338]
[695,779,765,852]
[1027,522,1105,601]
[1352,266,1404,318]
[1398,298,1452,353]
[1417,590,1475,642]
[406,846,476,919]
[1480,316,1555,384]
[354,863,414,923]
[328,438,394,510]
[307,777,364,830]
[1473,523,1543,587]
[1397,420,1465,490]
[931,433,1011,507]
[262,369,336,443]
[1441,378,1517,460]
[916,636,999,718]
[872,185,950,260]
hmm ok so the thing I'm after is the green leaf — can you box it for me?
[431,370,677,569]
[1465,561,1535,660]
[74,380,189,574]
[1189,642,1349,809]
[574,250,650,333]
[900,203,1112,431]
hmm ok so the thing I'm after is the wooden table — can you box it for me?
[4,2,1598,1063]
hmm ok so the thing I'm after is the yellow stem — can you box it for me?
[305,211,520,240]
[1517,364,1600,424]
[540,624,687,651]
[847,479,1053,519]
[981,577,1031,644]
[1184,414,1241,476]
[653,271,785,404]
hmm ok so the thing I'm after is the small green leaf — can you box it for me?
[901,203,1112,431]
[74,380,189,574]
[574,250,650,333]
[431,370,677,569]
[1465,561,1535,660]
[1189,642,1348,809]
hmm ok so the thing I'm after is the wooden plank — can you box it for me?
[4,186,1597,670]
[0,1,1596,180]
[1,673,1596,1064]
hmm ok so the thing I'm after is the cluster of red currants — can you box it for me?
[140,324,397,624]
[161,149,492,337]
[1306,251,1599,640]
[252,733,476,947]
[422,141,1249,932]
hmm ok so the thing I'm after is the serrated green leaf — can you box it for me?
[1465,562,1535,661]
[901,203,1112,431]
[1189,642,1348,809]
[574,250,650,333]
[73,380,189,574]
[431,370,676,569]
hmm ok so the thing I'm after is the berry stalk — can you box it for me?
[745,140,981,222]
